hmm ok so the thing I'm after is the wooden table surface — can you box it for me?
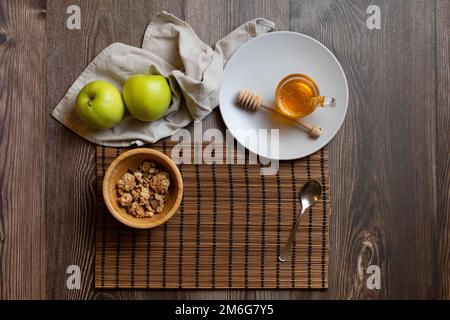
[0,0,449,300]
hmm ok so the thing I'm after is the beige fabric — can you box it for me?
[51,11,275,147]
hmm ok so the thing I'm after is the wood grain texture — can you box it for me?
[0,0,46,299]
[183,0,291,301]
[0,0,446,299]
[289,0,438,299]
[436,0,450,300]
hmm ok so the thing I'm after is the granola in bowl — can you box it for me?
[116,160,171,218]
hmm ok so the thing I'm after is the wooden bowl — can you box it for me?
[103,148,183,229]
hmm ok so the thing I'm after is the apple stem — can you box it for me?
[87,101,93,107]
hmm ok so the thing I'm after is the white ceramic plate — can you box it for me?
[219,31,349,160]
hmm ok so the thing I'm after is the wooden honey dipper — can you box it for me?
[236,89,322,138]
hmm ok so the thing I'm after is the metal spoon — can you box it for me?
[278,179,322,262]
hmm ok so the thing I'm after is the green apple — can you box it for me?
[122,74,172,121]
[75,80,125,129]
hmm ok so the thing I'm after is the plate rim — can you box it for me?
[219,30,349,160]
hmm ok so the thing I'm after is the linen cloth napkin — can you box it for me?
[51,11,275,147]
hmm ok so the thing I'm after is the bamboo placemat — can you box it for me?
[95,140,330,289]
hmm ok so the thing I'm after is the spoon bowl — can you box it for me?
[300,179,322,209]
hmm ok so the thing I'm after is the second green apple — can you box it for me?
[123,74,172,121]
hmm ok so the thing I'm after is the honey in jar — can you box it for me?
[275,74,335,118]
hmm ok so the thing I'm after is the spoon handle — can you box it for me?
[279,207,307,262]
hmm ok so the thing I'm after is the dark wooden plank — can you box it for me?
[0,0,46,299]
[44,0,186,300]
[290,0,438,299]
[436,0,450,300]
[45,0,108,300]
[45,0,127,300]
[183,0,290,300]
[182,0,290,135]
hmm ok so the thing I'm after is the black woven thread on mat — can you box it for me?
[320,148,327,288]
[244,155,250,289]
[290,161,297,288]
[227,164,234,288]
[162,141,167,288]
[306,156,312,289]
[177,161,184,288]
[195,164,201,288]
[260,167,266,288]
[115,148,121,289]
[130,229,136,288]
[275,171,281,289]
[146,228,151,288]
[211,152,217,288]
[100,146,106,288]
